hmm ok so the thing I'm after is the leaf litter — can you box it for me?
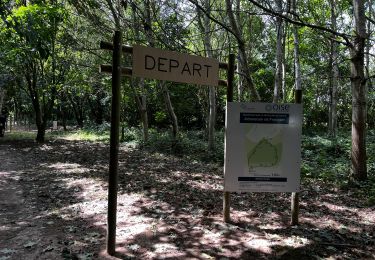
[0,139,374,259]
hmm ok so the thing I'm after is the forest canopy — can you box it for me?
[0,0,374,181]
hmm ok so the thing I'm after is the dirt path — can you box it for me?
[0,144,43,258]
[0,141,109,260]
[0,139,374,260]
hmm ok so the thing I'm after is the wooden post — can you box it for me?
[107,31,122,255]
[291,89,302,226]
[223,53,235,223]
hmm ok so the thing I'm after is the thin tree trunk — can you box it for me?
[0,88,6,114]
[350,0,367,181]
[273,0,284,103]
[67,95,84,128]
[105,0,120,29]
[140,93,148,141]
[329,0,339,137]
[161,81,178,139]
[236,0,243,101]
[282,23,288,102]
[226,0,260,101]
[365,2,372,130]
[131,78,149,141]
[144,1,178,139]
[292,6,301,91]
[132,3,149,141]
[61,108,67,131]
[0,88,5,113]
[197,0,216,151]
[26,64,45,142]
[59,92,67,131]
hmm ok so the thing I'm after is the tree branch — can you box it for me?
[187,0,243,44]
[247,0,353,47]
[366,15,375,26]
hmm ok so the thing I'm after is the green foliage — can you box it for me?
[63,129,109,142]
[143,129,224,164]
[301,131,351,181]
[83,122,110,134]
[154,111,167,124]
[0,130,37,141]
[6,3,66,60]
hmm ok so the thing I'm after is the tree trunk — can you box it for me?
[131,78,149,141]
[140,94,148,141]
[60,92,67,131]
[161,81,178,139]
[0,88,5,113]
[365,2,373,130]
[197,0,216,151]
[95,88,104,125]
[208,85,216,150]
[144,0,178,139]
[282,23,287,102]
[36,121,46,142]
[236,0,243,101]
[292,3,301,92]
[132,3,149,141]
[26,64,46,142]
[205,3,216,152]
[68,95,84,128]
[226,0,260,101]
[273,0,284,103]
[350,0,367,181]
[61,108,67,131]
[328,0,339,137]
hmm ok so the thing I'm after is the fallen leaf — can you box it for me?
[23,241,38,248]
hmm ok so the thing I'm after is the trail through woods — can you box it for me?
[0,138,374,259]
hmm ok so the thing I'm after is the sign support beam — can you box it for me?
[107,31,122,255]
[100,37,234,246]
[291,89,302,226]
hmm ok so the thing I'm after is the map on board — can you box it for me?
[245,125,283,169]
[224,102,302,192]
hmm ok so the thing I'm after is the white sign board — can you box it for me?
[224,102,302,192]
[132,45,219,86]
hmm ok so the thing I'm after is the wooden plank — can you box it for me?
[100,65,228,87]
[219,62,229,70]
[218,80,228,87]
[100,41,133,54]
[100,65,132,76]
[107,31,122,256]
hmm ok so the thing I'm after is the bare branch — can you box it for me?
[366,15,375,26]
[187,0,243,44]
[247,0,353,47]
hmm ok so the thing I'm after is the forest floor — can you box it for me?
[0,132,374,260]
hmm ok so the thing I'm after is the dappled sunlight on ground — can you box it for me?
[47,162,91,174]
[0,139,374,259]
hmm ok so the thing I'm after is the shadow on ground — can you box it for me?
[0,138,374,259]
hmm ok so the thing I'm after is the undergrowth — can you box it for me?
[2,127,375,205]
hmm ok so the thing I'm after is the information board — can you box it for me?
[224,102,302,192]
[132,45,219,86]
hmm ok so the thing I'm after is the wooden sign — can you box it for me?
[132,45,219,86]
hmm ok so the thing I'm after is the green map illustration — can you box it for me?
[245,125,283,169]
